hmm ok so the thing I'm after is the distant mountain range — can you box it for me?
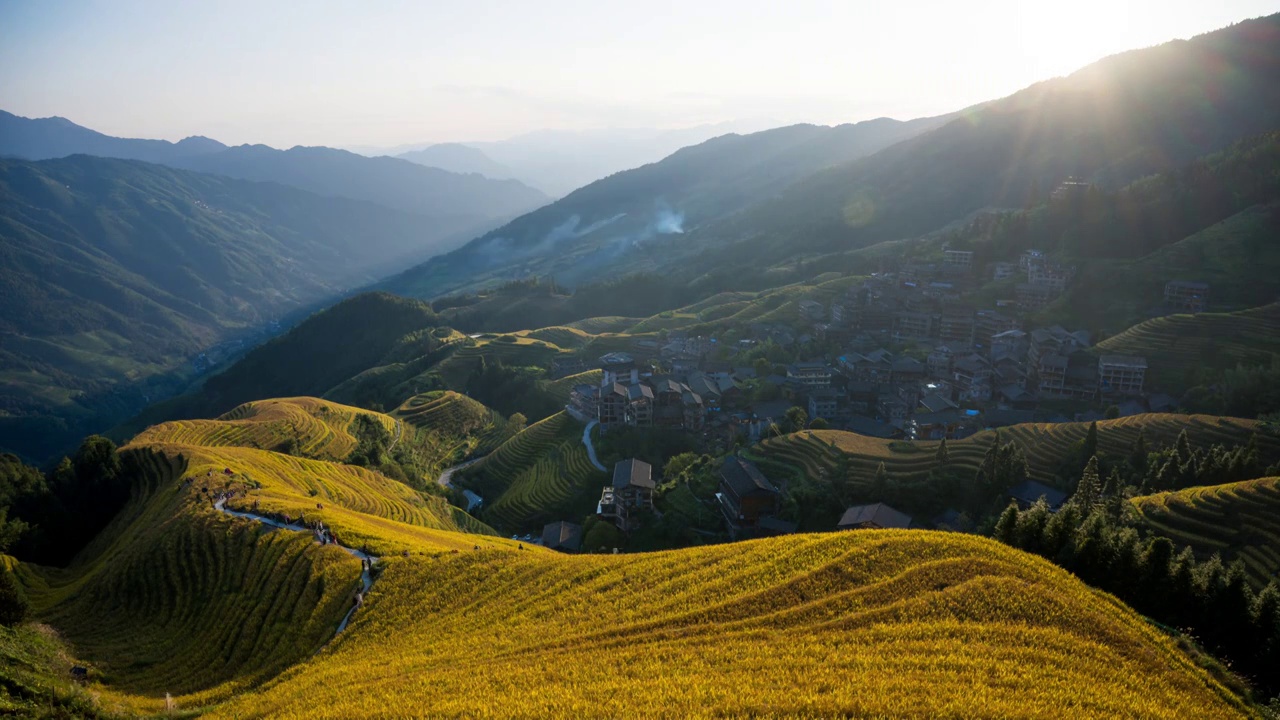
[0,155,472,461]
[0,110,549,223]
[386,14,1280,301]
[390,121,777,196]
[382,114,954,299]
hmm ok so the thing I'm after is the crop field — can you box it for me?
[431,335,568,389]
[10,411,1259,718]
[1132,477,1280,587]
[132,397,396,461]
[520,325,593,349]
[205,531,1248,719]
[562,316,642,333]
[759,414,1279,491]
[482,436,605,532]
[454,411,606,531]
[1095,303,1280,387]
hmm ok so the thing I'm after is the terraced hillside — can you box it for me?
[208,530,1248,719]
[131,397,396,462]
[456,411,607,533]
[1096,303,1280,388]
[759,414,1279,494]
[10,432,520,711]
[392,390,513,470]
[1133,477,1280,587]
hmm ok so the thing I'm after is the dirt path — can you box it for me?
[214,496,378,638]
[387,419,404,452]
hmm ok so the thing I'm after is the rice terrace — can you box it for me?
[4,6,1280,719]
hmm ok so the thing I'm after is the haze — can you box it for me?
[1,0,1277,148]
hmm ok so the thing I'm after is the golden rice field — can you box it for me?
[760,414,1278,491]
[1132,476,1280,587]
[204,531,1249,719]
[7,409,1260,718]
[132,396,396,462]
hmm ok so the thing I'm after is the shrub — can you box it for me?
[0,570,29,626]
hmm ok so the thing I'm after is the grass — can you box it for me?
[205,531,1251,719]
[1132,476,1280,588]
[132,397,396,462]
[759,414,1280,493]
[456,411,607,533]
[1095,303,1280,388]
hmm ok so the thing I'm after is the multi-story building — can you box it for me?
[1098,355,1147,396]
[786,361,832,388]
[598,459,655,532]
[1037,352,1098,399]
[943,249,974,273]
[992,262,1018,280]
[1015,282,1057,312]
[893,311,935,341]
[974,310,1018,347]
[1164,280,1209,313]
[938,309,975,345]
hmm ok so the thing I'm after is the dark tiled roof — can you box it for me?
[541,521,582,551]
[1009,480,1067,508]
[838,503,912,529]
[613,459,654,490]
[720,457,777,497]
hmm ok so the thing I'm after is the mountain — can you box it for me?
[700,15,1280,268]
[387,15,1280,302]
[370,120,777,197]
[0,109,227,163]
[0,110,550,226]
[382,115,953,299]
[0,157,460,462]
[396,143,515,180]
[171,144,548,220]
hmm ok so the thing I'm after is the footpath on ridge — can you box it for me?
[213,496,378,637]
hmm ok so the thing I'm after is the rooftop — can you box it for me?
[838,502,913,530]
[613,459,655,490]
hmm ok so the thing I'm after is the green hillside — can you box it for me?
[455,411,607,533]
[1133,476,1280,587]
[0,155,454,463]
[1095,304,1280,389]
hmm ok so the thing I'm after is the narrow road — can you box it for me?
[582,420,607,472]
[437,457,482,488]
[214,496,378,639]
[387,419,404,452]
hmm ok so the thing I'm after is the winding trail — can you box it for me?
[214,497,378,638]
[387,418,404,452]
[436,457,483,488]
[582,420,607,472]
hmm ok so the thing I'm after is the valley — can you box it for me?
[3,9,1280,719]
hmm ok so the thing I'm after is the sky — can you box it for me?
[1,0,1277,149]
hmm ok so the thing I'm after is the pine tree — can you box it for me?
[1175,429,1192,464]
[1082,422,1099,469]
[935,438,950,465]
[1072,456,1103,510]
[872,462,888,498]
[993,503,1019,544]
[1129,428,1148,472]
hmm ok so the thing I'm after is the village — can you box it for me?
[539,243,1211,550]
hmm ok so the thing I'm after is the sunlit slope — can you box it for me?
[209,531,1247,719]
[1096,303,1280,388]
[760,414,1277,487]
[13,447,361,701]
[1133,477,1280,587]
[131,397,397,462]
[129,441,499,551]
